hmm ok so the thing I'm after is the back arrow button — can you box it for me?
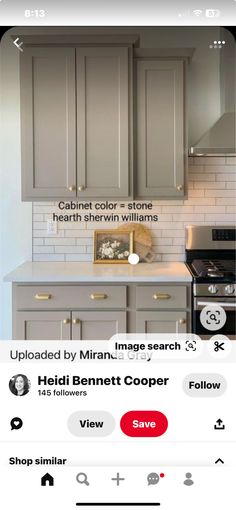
[13,38,24,52]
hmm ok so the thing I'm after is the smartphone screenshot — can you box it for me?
[0,1,235,508]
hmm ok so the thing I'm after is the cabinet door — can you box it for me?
[136,60,185,198]
[136,311,187,334]
[72,311,127,340]
[76,47,130,198]
[14,311,71,340]
[20,47,76,200]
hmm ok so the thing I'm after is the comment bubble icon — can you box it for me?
[10,417,23,430]
[147,472,159,485]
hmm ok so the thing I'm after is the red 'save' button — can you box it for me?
[120,410,168,437]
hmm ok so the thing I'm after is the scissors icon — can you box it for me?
[214,341,225,352]
[76,472,90,486]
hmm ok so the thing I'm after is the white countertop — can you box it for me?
[4,261,192,283]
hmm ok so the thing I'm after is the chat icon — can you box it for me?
[147,472,159,485]
[10,417,23,430]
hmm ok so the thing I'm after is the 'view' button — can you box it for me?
[68,411,115,437]
[120,410,168,437]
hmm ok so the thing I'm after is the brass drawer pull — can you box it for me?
[78,185,85,192]
[68,185,76,192]
[34,293,52,300]
[153,293,171,300]
[90,293,108,300]
[72,318,80,325]
[63,318,71,325]
[176,184,183,191]
[178,318,186,325]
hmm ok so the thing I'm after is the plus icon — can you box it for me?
[111,472,125,486]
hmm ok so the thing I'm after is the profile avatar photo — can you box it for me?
[9,374,31,397]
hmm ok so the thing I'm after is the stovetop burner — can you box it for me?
[191,259,235,280]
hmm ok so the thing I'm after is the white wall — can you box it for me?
[0,31,32,339]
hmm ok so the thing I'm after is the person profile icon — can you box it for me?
[9,374,30,397]
[183,472,194,486]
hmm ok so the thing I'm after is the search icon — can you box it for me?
[76,472,90,486]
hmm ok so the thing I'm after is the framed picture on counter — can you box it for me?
[93,230,134,264]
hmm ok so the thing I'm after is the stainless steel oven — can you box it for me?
[185,226,236,340]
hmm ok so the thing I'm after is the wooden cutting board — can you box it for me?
[116,223,153,261]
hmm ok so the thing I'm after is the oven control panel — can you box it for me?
[212,229,236,241]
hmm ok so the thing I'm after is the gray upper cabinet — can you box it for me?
[20,47,77,200]
[20,45,131,201]
[20,38,188,201]
[136,59,185,198]
[76,47,130,198]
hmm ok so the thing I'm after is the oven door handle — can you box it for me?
[197,300,236,309]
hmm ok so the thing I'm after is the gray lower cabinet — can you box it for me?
[136,311,187,334]
[15,311,71,340]
[72,311,127,340]
[136,60,185,198]
[15,310,126,341]
[13,283,190,340]
[20,45,130,200]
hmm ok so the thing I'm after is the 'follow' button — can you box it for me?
[68,411,115,437]
[183,373,227,397]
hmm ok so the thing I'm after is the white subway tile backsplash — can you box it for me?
[32,157,236,262]
[226,157,236,165]
[153,238,173,246]
[205,190,236,197]
[216,198,236,205]
[204,165,236,173]
[194,181,225,189]
[162,254,185,262]
[151,222,184,230]
[193,157,226,166]
[65,254,92,262]
[33,254,65,261]
[45,238,76,246]
[204,214,236,222]
[162,230,184,238]
[194,206,225,213]
[216,173,236,181]
[54,246,86,254]
[33,246,54,254]
[190,173,215,181]
[188,189,205,197]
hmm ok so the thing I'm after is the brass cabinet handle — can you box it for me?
[153,293,171,300]
[78,185,85,192]
[68,185,76,192]
[178,318,186,325]
[34,293,52,300]
[90,293,108,300]
[63,318,71,325]
[176,184,183,191]
[72,318,80,325]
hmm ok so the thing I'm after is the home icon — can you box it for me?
[41,473,54,486]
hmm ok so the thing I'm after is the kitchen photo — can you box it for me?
[0,26,235,341]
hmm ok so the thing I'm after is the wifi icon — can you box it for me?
[193,9,203,16]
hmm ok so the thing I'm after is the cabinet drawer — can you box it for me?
[15,285,127,310]
[136,286,186,309]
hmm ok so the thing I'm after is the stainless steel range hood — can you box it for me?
[190,112,236,156]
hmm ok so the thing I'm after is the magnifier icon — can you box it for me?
[76,472,90,486]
